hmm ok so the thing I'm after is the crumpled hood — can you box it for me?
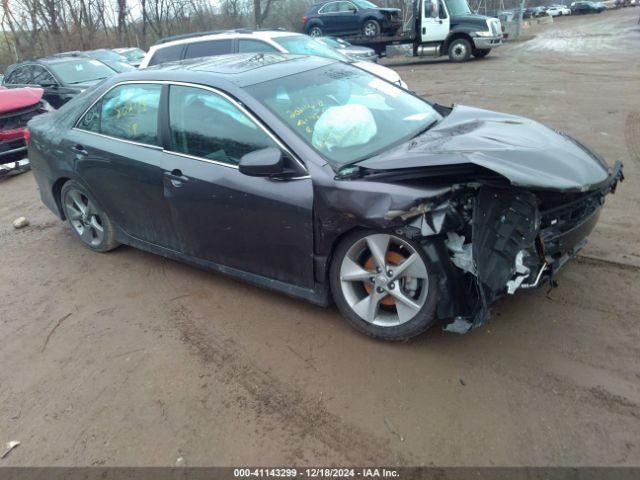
[358,105,611,191]
[0,87,44,115]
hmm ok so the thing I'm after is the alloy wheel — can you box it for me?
[65,189,105,247]
[309,27,322,37]
[363,21,379,37]
[339,233,429,327]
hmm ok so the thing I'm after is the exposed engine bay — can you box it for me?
[384,162,625,333]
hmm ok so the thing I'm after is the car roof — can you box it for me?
[153,29,301,49]
[12,55,102,66]
[114,53,338,88]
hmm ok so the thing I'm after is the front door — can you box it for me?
[335,1,361,34]
[161,84,315,288]
[421,0,450,43]
[70,82,182,250]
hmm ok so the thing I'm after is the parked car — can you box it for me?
[139,29,408,88]
[546,5,572,15]
[2,56,116,108]
[1,86,53,176]
[54,50,135,73]
[27,53,623,340]
[531,6,550,16]
[314,36,378,62]
[302,0,403,38]
[571,1,605,12]
[113,47,146,67]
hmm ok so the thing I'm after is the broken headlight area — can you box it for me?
[390,162,624,335]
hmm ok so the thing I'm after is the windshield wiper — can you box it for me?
[411,118,439,139]
[67,77,107,85]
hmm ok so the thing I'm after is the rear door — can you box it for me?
[160,83,315,287]
[70,82,182,249]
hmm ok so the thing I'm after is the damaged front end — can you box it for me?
[436,161,624,333]
[336,159,624,334]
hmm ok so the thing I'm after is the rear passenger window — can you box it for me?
[148,44,184,66]
[238,40,279,53]
[77,83,162,146]
[184,40,233,60]
[168,85,277,165]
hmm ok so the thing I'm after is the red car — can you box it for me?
[0,87,53,176]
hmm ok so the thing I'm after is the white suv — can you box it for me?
[140,29,408,89]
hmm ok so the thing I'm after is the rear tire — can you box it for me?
[309,25,323,37]
[61,180,120,253]
[330,230,439,341]
[472,48,491,58]
[448,38,472,62]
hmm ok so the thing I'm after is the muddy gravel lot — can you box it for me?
[1,9,639,467]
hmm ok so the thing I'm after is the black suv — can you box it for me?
[571,1,605,13]
[302,0,402,38]
[2,56,116,108]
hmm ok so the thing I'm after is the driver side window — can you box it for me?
[168,85,277,165]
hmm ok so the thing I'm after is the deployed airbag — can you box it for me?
[312,104,377,152]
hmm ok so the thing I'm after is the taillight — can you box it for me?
[302,15,308,25]
[23,129,30,146]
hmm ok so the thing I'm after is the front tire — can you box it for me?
[472,48,491,58]
[61,180,119,253]
[362,19,381,38]
[448,38,472,62]
[330,230,439,341]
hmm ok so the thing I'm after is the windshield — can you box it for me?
[446,0,472,15]
[274,35,350,62]
[353,0,378,8]
[87,50,126,62]
[318,37,344,49]
[49,60,115,84]
[121,49,146,61]
[247,64,442,167]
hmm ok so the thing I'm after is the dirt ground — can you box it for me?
[1,9,639,467]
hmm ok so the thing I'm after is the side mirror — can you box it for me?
[239,147,284,177]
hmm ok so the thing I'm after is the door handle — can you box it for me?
[164,169,189,187]
[70,144,88,156]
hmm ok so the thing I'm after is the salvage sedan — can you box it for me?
[27,54,623,340]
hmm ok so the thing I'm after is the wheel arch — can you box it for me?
[322,226,466,320]
[306,20,324,31]
[443,31,474,53]
[52,176,72,220]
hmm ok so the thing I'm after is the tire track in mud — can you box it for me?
[166,302,410,465]
[624,110,640,165]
